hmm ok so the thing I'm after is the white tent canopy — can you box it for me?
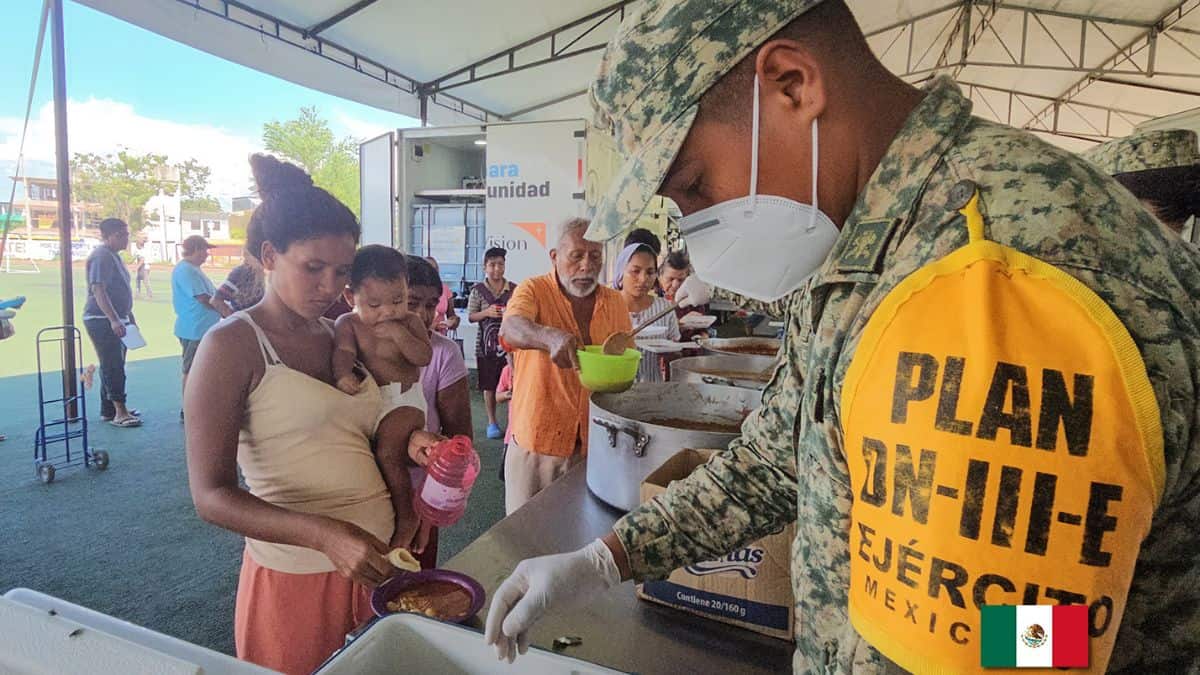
[75,0,1200,149]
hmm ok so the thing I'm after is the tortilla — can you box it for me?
[387,548,422,572]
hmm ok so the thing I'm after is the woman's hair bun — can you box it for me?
[249,153,312,200]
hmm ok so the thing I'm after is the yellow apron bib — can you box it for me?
[840,185,1164,674]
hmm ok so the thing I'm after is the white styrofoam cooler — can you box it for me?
[316,614,626,675]
[1,589,276,675]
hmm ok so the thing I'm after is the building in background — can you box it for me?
[0,175,102,263]
[181,210,231,241]
[141,191,182,263]
[224,194,259,259]
[141,201,239,265]
[8,175,102,233]
[230,194,260,213]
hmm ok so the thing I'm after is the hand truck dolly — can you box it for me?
[33,326,108,484]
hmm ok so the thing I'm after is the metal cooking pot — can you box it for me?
[587,382,762,512]
[670,354,777,391]
[694,336,782,359]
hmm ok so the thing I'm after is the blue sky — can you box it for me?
[0,1,419,202]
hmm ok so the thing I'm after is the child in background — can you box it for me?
[467,247,514,439]
[424,256,461,335]
[135,256,152,299]
[495,352,514,481]
[333,245,433,553]
[496,354,514,438]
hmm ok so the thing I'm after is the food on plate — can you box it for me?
[384,580,474,619]
[387,548,422,572]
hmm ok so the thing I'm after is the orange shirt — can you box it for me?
[506,271,631,457]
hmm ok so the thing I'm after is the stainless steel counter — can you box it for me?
[443,464,794,675]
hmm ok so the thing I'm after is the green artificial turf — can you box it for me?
[0,261,226,378]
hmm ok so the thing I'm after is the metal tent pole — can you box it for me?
[50,0,78,416]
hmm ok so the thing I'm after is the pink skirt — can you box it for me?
[234,549,373,675]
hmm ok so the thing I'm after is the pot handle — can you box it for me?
[591,416,651,457]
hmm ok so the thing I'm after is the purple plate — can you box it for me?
[370,569,486,623]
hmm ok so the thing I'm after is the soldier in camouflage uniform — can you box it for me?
[486,1,1200,672]
[1081,128,1200,236]
[1081,128,1199,177]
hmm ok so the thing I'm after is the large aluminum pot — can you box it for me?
[670,354,777,392]
[694,336,782,359]
[587,382,762,511]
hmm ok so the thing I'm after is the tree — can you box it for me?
[262,107,361,217]
[176,159,213,201]
[70,151,217,229]
[181,197,222,212]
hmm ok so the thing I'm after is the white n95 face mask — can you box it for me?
[678,76,840,303]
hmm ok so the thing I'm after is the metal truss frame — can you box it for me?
[167,1,1200,133]
[303,0,378,38]
[957,80,1155,141]
[868,0,1200,139]
[416,1,637,117]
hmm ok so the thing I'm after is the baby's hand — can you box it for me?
[336,374,362,395]
[408,430,444,467]
[403,313,431,339]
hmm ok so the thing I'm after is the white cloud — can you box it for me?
[0,98,261,202]
[332,109,413,144]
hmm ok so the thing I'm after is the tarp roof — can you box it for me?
[75,0,1200,150]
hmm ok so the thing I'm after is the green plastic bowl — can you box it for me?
[577,346,642,393]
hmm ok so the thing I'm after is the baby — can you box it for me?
[334,245,432,549]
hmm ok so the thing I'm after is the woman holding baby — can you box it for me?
[184,154,435,674]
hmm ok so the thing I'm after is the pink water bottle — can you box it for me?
[414,436,480,527]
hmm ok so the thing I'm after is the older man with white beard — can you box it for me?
[499,218,632,513]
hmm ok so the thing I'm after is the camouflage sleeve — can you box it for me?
[1068,265,1200,674]
[712,286,790,318]
[613,295,804,579]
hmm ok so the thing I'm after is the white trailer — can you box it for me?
[360,119,587,288]
[360,119,591,366]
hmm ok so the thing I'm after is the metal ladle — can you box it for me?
[601,300,683,355]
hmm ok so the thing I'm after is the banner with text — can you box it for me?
[485,120,585,284]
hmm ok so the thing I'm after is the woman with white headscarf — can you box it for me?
[613,239,680,382]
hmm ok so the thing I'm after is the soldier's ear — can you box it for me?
[756,39,826,125]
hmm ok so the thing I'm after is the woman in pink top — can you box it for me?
[407,255,473,568]
[185,155,406,675]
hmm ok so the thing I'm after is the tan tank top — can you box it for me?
[234,311,394,574]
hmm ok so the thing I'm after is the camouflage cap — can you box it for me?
[585,0,822,242]
[1081,128,1200,176]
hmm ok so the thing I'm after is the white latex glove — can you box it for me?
[484,539,621,663]
[675,275,712,309]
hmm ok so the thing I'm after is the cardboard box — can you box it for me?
[635,449,796,641]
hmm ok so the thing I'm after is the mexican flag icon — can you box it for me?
[981,605,1089,668]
